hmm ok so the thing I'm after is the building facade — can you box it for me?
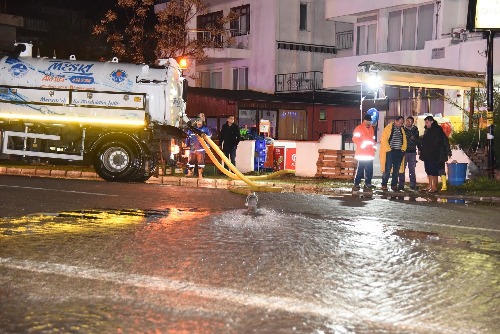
[323,0,499,135]
[155,0,360,142]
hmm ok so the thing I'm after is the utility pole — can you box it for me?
[486,30,495,179]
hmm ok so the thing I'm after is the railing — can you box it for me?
[275,71,323,93]
[336,30,353,50]
[186,29,249,49]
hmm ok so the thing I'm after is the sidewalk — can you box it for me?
[1,164,500,204]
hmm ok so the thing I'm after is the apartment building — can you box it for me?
[323,0,499,135]
[155,0,360,141]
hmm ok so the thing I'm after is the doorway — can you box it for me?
[278,109,307,140]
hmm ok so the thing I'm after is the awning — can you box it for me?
[357,61,485,90]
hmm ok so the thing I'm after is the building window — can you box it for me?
[233,67,248,90]
[356,15,377,55]
[197,11,223,46]
[299,3,308,31]
[205,117,218,139]
[319,109,326,121]
[239,109,277,139]
[198,71,222,88]
[230,4,250,36]
[388,3,434,52]
[211,71,222,89]
[199,72,210,88]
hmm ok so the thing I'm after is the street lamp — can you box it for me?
[467,0,500,178]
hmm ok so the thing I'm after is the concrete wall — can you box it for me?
[325,0,436,22]
[295,134,342,177]
[235,134,343,176]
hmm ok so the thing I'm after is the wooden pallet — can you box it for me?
[315,149,356,179]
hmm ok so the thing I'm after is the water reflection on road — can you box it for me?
[0,196,499,333]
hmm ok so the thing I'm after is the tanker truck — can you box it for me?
[0,43,189,182]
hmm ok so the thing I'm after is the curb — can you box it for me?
[1,166,499,202]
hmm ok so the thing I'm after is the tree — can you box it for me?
[93,0,237,64]
[441,82,500,168]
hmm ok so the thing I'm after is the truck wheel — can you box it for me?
[94,140,141,182]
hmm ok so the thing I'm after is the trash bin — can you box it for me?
[447,162,468,186]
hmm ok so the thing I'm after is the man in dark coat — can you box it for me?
[419,115,451,192]
[219,115,241,169]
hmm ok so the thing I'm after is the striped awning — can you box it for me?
[357,61,485,90]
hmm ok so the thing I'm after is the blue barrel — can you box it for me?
[447,163,468,186]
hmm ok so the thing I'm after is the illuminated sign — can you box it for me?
[467,0,500,30]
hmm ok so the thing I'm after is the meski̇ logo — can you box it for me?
[9,63,28,77]
[110,69,127,83]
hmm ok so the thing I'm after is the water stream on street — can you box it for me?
[1,195,499,333]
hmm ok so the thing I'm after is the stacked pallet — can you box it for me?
[315,149,356,179]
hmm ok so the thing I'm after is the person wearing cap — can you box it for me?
[186,117,212,178]
[352,114,377,191]
[191,113,206,127]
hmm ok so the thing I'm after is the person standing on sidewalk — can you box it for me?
[419,115,450,192]
[352,114,377,191]
[397,116,419,190]
[186,118,212,179]
[219,115,241,170]
[380,116,407,191]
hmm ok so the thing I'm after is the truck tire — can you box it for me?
[93,140,142,182]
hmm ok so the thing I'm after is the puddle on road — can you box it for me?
[1,204,499,333]
[0,208,208,236]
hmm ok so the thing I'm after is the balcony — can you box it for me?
[187,29,251,63]
[325,0,413,20]
[336,30,353,50]
[275,71,323,93]
[323,34,500,91]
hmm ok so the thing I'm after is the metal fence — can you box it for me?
[275,71,323,93]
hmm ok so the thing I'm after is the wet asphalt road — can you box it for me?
[0,175,245,218]
[0,175,499,333]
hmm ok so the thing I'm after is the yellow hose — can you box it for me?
[245,169,295,180]
[196,134,259,187]
[201,135,295,179]
[199,137,294,180]
[196,133,285,193]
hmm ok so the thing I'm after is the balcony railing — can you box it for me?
[186,29,249,49]
[275,71,323,93]
[336,30,353,50]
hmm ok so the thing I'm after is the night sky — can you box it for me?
[0,0,165,60]
[0,0,116,20]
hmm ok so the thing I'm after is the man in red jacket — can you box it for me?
[352,114,377,191]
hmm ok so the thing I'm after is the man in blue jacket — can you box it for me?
[186,118,211,178]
